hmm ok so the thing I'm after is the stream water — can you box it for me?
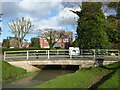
[3,69,75,88]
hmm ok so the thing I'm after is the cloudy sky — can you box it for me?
[0,0,117,43]
[0,0,81,42]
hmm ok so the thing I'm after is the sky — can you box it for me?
[0,0,117,43]
[0,0,81,42]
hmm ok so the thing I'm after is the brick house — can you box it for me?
[40,32,73,49]
[8,37,19,48]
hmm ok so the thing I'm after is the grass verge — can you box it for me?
[2,61,38,83]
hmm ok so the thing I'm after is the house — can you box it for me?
[40,31,73,49]
[8,37,19,48]
[4,37,29,48]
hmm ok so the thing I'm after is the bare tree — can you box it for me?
[8,17,33,48]
[38,28,65,49]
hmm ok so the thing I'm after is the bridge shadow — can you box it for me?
[94,58,104,67]
[94,58,120,69]
[89,60,120,89]
[89,69,117,90]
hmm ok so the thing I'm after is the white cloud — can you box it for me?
[34,7,80,29]
[2,2,21,18]
[23,6,81,35]
[3,1,81,36]
[58,7,80,26]
[0,2,2,14]
[3,1,60,19]
[18,1,60,17]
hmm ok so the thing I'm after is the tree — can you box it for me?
[30,37,40,48]
[72,2,109,49]
[106,2,120,49]
[8,17,33,48]
[107,1,120,43]
[37,28,65,49]
[107,2,120,18]
[72,38,79,47]
[106,15,119,43]
[2,39,10,48]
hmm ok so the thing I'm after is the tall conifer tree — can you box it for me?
[73,2,109,49]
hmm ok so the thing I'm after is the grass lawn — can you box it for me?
[98,69,119,88]
[1,61,38,83]
[31,62,119,88]
[97,62,120,88]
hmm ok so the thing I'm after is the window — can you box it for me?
[58,39,61,42]
[64,38,69,42]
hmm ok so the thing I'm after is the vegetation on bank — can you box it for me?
[2,61,38,83]
[2,48,49,52]
[2,48,67,53]
[31,62,119,88]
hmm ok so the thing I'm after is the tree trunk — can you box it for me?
[18,38,22,48]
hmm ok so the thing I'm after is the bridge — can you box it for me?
[3,49,120,72]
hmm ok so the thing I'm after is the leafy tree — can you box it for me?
[72,2,109,49]
[30,37,40,48]
[72,38,79,47]
[8,17,33,48]
[106,2,120,49]
[106,15,119,43]
[2,39,10,48]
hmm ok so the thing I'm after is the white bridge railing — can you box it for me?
[3,49,120,60]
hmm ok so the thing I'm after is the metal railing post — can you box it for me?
[4,52,6,60]
[57,50,59,55]
[27,51,29,59]
[48,50,49,59]
[70,54,72,59]
[93,50,95,60]
[106,49,108,55]
[70,50,72,59]
[118,50,120,59]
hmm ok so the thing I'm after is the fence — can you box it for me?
[3,49,120,60]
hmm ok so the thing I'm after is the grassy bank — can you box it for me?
[2,61,38,83]
[98,69,119,88]
[97,63,120,88]
[31,62,119,88]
